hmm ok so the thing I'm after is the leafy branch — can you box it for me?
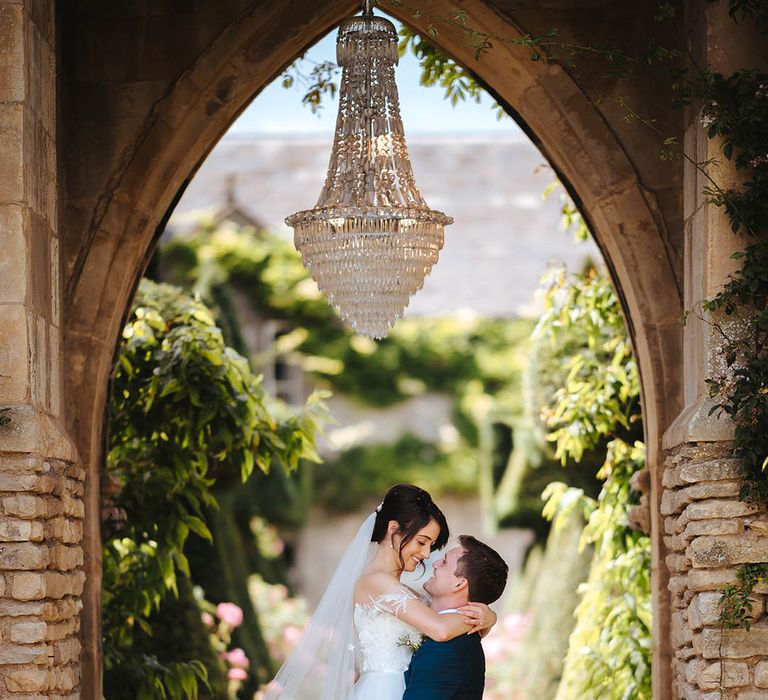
[718,564,768,630]
[280,58,340,114]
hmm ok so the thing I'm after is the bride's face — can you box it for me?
[394,518,441,573]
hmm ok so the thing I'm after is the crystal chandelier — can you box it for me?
[286,0,452,339]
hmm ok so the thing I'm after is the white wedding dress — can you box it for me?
[262,514,432,700]
[351,588,423,700]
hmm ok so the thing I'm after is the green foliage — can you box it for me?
[105,576,228,700]
[493,410,603,539]
[398,26,507,118]
[103,280,327,699]
[542,180,592,244]
[279,59,340,114]
[533,266,643,463]
[551,444,652,700]
[719,563,768,630]
[158,224,539,521]
[161,224,532,411]
[728,0,768,29]
[684,69,768,506]
[313,434,477,513]
[686,65,768,624]
[533,259,650,699]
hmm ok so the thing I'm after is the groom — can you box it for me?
[403,535,508,699]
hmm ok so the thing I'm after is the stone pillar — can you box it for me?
[0,2,84,697]
[663,2,768,697]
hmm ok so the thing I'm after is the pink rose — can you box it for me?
[227,667,248,681]
[226,647,250,669]
[216,602,244,628]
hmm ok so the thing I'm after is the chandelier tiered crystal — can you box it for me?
[286,0,452,339]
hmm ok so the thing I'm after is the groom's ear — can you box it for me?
[454,576,469,593]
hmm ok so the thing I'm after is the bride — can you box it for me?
[263,484,496,699]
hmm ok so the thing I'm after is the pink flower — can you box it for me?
[225,647,250,669]
[216,602,244,628]
[227,667,248,681]
[201,611,214,627]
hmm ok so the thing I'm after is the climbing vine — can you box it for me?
[697,65,768,628]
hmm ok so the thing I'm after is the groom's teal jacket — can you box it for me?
[402,632,485,699]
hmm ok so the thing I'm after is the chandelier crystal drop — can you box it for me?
[285,1,452,339]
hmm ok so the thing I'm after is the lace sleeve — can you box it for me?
[371,587,418,618]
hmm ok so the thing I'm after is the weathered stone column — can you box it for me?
[663,2,768,697]
[0,1,84,696]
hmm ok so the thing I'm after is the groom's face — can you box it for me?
[424,546,467,598]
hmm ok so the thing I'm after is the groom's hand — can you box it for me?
[458,602,496,635]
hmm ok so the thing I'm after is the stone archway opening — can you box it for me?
[56,1,683,696]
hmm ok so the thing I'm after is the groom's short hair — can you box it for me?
[455,535,508,604]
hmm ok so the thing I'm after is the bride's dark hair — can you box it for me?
[371,484,449,570]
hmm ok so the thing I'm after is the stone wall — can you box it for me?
[661,4,768,696]
[0,458,85,696]
[665,443,768,699]
[0,1,84,696]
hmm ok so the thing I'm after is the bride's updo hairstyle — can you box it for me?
[372,484,449,570]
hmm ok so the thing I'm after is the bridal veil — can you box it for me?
[263,511,377,699]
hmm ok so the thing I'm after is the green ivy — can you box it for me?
[398,27,507,118]
[678,69,768,507]
[103,280,327,699]
[695,68,768,629]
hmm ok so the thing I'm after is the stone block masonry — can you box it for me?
[665,442,768,699]
[0,456,84,697]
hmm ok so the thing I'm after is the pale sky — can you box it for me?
[229,14,519,136]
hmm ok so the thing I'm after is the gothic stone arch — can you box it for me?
[6,1,761,698]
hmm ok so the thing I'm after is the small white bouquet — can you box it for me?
[398,630,424,652]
